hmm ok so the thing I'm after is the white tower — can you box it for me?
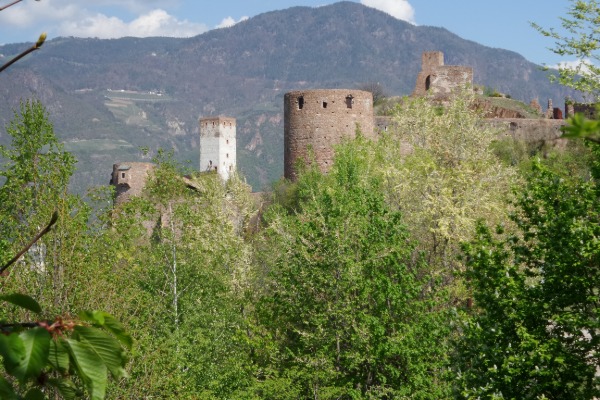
[199,116,236,180]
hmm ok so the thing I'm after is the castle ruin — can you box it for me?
[111,50,575,198]
[199,116,237,181]
[284,89,375,180]
[110,162,155,206]
[413,51,473,97]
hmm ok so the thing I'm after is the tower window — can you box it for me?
[298,96,304,110]
[346,95,353,108]
[121,172,125,179]
[322,101,328,109]
[425,75,431,91]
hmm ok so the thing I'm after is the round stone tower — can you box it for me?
[284,89,374,180]
[110,162,155,206]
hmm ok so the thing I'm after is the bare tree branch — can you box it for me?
[0,211,58,274]
[0,0,39,12]
[0,32,47,73]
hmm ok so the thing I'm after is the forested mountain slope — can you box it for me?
[0,1,571,191]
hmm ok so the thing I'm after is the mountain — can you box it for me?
[0,1,574,192]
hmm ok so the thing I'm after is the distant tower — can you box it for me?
[413,51,473,97]
[199,117,236,180]
[284,89,375,181]
[110,162,155,205]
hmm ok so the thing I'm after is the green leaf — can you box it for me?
[0,375,18,400]
[74,326,128,379]
[14,327,51,381]
[49,338,69,373]
[80,311,132,349]
[48,378,80,400]
[0,333,25,375]
[66,338,107,400]
[0,294,42,313]
[24,388,45,400]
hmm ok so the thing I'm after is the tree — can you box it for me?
[0,100,131,400]
[0,2,130,393]
[532,0,600,101]
[375,91,517,276]
[105,155,256,398]
[455,159,600,399]
[357,82,387,105]
[254,138,453,399]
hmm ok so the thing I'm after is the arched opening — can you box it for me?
[425,75,431,91]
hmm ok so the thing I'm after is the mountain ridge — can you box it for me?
[0,1,574,191]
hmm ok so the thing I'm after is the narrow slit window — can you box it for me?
[121,172,125,179]
[298,96,304,110]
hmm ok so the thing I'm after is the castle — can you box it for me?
[111,51,573,200]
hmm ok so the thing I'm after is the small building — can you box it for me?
[199,116,236,181]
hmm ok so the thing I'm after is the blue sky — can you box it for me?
[0,0,574,66]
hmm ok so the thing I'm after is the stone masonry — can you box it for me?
[412,51,473,98]
[110,162,155,206]
[284,89,375,181]
[199,116,237,181]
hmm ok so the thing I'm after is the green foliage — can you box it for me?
[378,91,517,272]
[255,138,453,398]
[105,155,256,398]
[455,159,600,398]
[0,301,130,400]
[533,0,600,100]
[0,100,130,399]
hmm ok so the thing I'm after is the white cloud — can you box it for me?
[547,59,595,74]
[0,0,206,39]
[360,0,415,24]
[216,16,249,29]
[59,9,207,39]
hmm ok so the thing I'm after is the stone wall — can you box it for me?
[111,162,155,206]
[485,118,565,142]
[413,51,473,98]
[284,89,375,180]
[199,116,236,180]
[571,103,597,119]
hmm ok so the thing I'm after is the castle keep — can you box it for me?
[199,116,237,181]
[413,51,473,97]
[284,89,375,181]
